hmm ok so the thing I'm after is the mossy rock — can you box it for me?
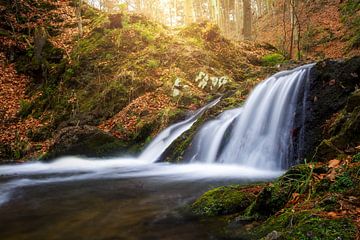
[314,104,360,162]
[247,165,312,217]
[313,139,343,162]
[346,90,360,112]
[252,211,357,240]
[191,185,256,217]
[43,125,127,160]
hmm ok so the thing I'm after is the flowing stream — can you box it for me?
[0,64,313,239]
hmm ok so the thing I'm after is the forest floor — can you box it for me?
[256,0,360,59]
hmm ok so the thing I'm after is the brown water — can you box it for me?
[0,158,281,240]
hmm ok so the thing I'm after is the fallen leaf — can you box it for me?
[328,169,337,182]
[328,159,340,168]
[327,212,337,218]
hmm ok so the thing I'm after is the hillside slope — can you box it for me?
[255,0,360,59]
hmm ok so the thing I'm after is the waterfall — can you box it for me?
[187,64,314,170]
[185,108,242,163]
[139,97,220,163]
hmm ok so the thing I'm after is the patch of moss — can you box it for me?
[253,211,357,240]
[340,0,360,49]
[318,196,340,212]
[191,185,256,217]
[17,99,33,118]
[261,53,285,66]
[330,172,354,193]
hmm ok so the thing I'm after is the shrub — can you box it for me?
[261,53,285,66]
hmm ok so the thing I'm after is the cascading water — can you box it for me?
[139,97,220,163]
[187,64,314,170]
[185,108,242,163]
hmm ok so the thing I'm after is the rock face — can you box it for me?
[44,125,126,160]
[294,57,360,163]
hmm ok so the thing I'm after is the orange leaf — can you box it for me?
[328,159,340,168]
[327,212,337,218]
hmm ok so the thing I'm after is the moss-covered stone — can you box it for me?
[191,185,256,217]
[43,125,128,160]
[247,165,312,217]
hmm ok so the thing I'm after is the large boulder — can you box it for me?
[294,57,360,162]
[44,125,126,160]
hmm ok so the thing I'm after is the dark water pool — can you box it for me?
[0,157,281,240]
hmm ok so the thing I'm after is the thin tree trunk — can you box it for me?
[76,0,83,38]
[242,0,251,40]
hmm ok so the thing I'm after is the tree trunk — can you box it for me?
[242,0,251,40]
[76,0,83,38]
[184,0,194,25]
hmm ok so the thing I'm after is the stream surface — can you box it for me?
[0,157,282,240]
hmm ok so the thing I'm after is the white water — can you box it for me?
[0,156,282,206]
[185,108,242,163]
[187,64,314,170]
[139,97,220,163]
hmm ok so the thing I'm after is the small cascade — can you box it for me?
[185,108,242,163]
[139,97,220,163]
[188,64,314,170]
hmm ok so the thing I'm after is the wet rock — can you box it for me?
[295,57,360,162]
[44,125,125,160]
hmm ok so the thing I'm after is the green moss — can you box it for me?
[330,172,354,193]
[17,99,33,118]
[352,153,360,163]
[318,196,340,212]
[247,165,312,216]
[191,185,256,217]
[340,0,360,49]
[253,211,357,240]
[261,53,285,66]
[146,59,160,68]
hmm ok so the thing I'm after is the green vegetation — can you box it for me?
[192,185,256,217]
[352,153,360,163]
[191,161,359,239]
[341,0,360,49]
[330,171,354,192]
[18,99,33,118]
[253,211,357,240]
[261,53,285,66]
